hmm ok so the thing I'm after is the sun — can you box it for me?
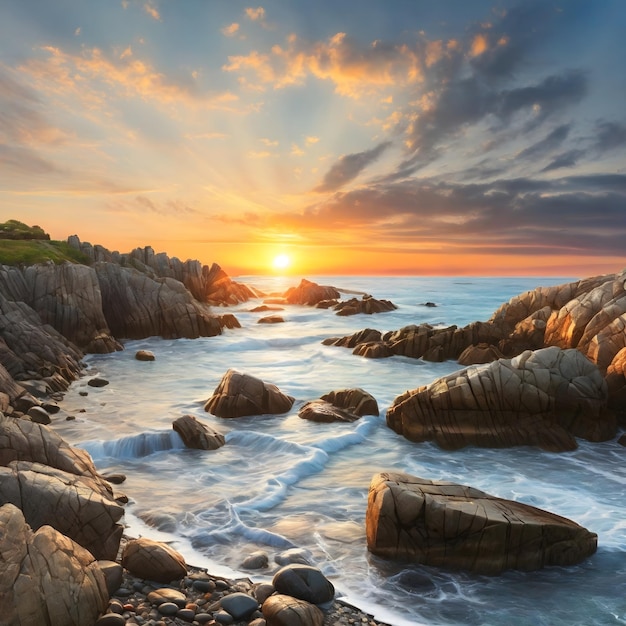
[272,254,291,271]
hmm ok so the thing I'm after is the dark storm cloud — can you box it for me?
[296,173,626,257]
[314,141,392,192]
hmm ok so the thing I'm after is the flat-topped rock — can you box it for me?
[366,472,598,575]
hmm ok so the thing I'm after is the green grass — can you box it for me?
[0,240,91,266]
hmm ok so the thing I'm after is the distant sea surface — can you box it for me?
[55,276,626,626]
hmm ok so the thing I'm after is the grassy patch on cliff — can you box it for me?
[0,240,91,266]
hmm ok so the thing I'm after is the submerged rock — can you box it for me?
[366,472,598,575]
[172,414,225,450]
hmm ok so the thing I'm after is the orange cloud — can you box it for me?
[469,33,488,57]
[222,23,240,37]
[143,1,161,21]
[223,31,435,98]
[245,7,266,21]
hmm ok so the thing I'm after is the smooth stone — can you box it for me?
[192,579,214,593]
[241,551,269,569]
[41,402,61,413]
[272,564,335,605]
[136,350,156,361]
[220,592,260,620]
[147,588,187,607]
[27,405,51,424]
[95,614,126,626]
[274,548,312,566]
[214,609,235,624]
[88,377,110,387]
[176,608,196,622]
[157,602,179,616]
[195,614,214,624]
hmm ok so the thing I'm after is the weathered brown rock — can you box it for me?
[135,350,155,361]
[204,369,295,418]
[298,400,360,423]
[0,503,109,625]
[262,594,324,626]
[334,295,397,316]
[386,347,616,451]
[606,347,626,421]
[352,341,394,358]
[322,328,382,349]
[457,343,504,365]
[172,414,225,450]
[121,537,187,582]
[320,388,379,416]
[283,279,340,306]
[258,315,285,324]
[0,414,113,496]
[366,472,598,575]
[0,461,124,560]
[95,263,223,340]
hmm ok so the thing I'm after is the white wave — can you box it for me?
[80,430,185,461]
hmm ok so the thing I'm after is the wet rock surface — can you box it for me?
[366,472,598,575]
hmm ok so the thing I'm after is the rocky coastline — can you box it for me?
[1,233,626,625]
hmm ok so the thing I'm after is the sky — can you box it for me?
[1,0,625,277]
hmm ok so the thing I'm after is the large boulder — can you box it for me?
[0,503,109,625]
[366,472,598,575]
[0,414,112,497]
[606,347,626,422]
[283,279,340,306]
[172,414,225,450]
[0,461,124,560]
[386,347,616,451]
[205,369,295,418]
[95,263,223,340]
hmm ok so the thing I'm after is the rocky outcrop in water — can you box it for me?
[283,279,341,305]
[205,369,295,418]
[333,295,397,316]
[0,503,109,626]
[172,414,226,450]
[366,472,598,575]
[386,347,615,451]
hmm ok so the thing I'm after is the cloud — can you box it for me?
[305,136,319,146]
[256,172,626,258]
[20,45,239,112]
[245,7,266,21]
[516,124,570,161]
[314,141,392,192]
[593,120,626,152]
[110,195,199,215]
[222,23,240,37]
[223,31,436,96]
[143,1,161,21]
[247,150,271,158]
[540,149,584,172]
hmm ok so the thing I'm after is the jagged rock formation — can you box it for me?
[298,400,362,423]
[457,342,504,365]
[68,236,258,306]
[204,369,295,418]
[94,262,222,340]
[0,503,109,626]
[172,414,226,450]
[323,269,626,416]
[386,347,615,451]
[366,472,598,575]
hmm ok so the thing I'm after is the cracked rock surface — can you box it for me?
[366,472,598,575]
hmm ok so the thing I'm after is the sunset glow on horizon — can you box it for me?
[1,1,625,278]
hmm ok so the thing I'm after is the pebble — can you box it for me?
[95,614,126,626]
[156,602,178,616]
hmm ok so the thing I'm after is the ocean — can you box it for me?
[54,276,626,626]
